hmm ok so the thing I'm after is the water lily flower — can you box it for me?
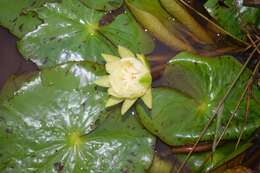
[95,46,152,115]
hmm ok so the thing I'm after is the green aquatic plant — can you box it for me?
[204,0,260,40]
[0,0,55,38]
[160,0,213,44]
[0,0,259,172]
[149,155,173,173]
[137,52,260,146]
[0,61,155,173]
[80,0,123,11]
[17,0,154,68]
[125,0,194,52]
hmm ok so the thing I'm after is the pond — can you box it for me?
[0,0,259,173]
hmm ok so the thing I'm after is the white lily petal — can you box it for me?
[108,88,120,98]
[121,98,137,115]
[106,97,123,107]
[118,45,135,58]
[94,76,110,87]
[105,60,121,74]
[136,54,150,70]
[105,63,113,74]
[141,88,152,109]
[102,53,120,62]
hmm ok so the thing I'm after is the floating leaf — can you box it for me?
[18,0,155,68]
[204,0,260,39]
[160,0,213,44]
[125,0,194,52]
[0,61,155,172]
[137,52,260,146]
[149,155,173,173]
[81,0,123,11]
[0,0,55,38]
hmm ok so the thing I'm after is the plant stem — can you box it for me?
[214,41,260,149]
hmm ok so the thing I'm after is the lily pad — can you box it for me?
[125,0,193,52]
[0,61,155,172]
[81,0,123,11]
[204,0,260,39]
[18,0,155,68]
[0,0,54,38]
[137,52,260,146]
[160,0,213,44]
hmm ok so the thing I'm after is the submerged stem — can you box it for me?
[235,60,260,150]
[247,33,260,55]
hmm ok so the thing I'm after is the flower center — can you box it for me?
[121,60,143,81]
[197,102,208,115]
[68,132,83,146]
[86,23,99,36]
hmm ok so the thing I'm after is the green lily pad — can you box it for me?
[204,0,260,39]
[18,0,155,68]
[0,61,155,172]
[81,0,123,11]
[137,52,260,146]
[0,0,55,38]
[125,0,193,52]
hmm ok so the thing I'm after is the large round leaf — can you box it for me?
[0,0,54,38]
[125,0,193,52]
[137,52,260,146]
[0,61,155,172]
[18,0,155,68]
[81,0,123,11]
[204,0,260,39]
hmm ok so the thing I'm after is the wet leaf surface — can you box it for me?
[204,0,260,39]
[125,0,193,52]
[137,52,260,146]
[160,0,213,44]
[0,0,56,38]
[18,0,155,68]
[0,61,155,173]
[81,0,123,11]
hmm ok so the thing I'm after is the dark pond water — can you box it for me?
[0,27,37,89]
